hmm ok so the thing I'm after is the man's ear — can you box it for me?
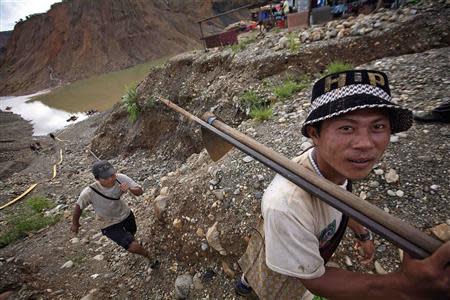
[306,125,319,142]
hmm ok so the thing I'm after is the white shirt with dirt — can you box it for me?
[77,173,140,229]
[262,148,347,299]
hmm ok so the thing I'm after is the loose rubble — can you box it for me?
[0,1,449,299]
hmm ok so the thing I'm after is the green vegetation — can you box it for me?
[322,61,353,76]
[0,196,60,248]
[229,37,256,53]
[249,106,273,121]
[122,84,140,123]
[241,90,263,110]
[240,90,273,121]
[68,254,85,265]
[273,27,281,34]
[145,96,157,109]
[26,196,54,212]
[273,77,309,100]
[287,32,300,53]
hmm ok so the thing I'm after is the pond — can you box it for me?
[0,91,88,136]
[0,58,165,136]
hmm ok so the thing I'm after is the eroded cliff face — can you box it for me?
[0,31,12,62]
[0,0,251,95]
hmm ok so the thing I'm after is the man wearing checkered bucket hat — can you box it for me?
[236,70,450,299]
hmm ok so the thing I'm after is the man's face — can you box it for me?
[98,173,117,187]
[307,108,391,184]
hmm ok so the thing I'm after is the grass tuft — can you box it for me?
[240,90,273,121]
[287,32,300,53]
[240,90,262,109]
[322,61,353,76]
[249,106,273,121]
[0,196,61,248]
[273,78,308,100]
[26,196,54,213]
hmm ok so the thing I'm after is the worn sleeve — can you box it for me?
[76,187,92,210]
[117,173,141,188]
[264,208,325,279]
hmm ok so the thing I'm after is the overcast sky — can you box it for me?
[0,0,62,31]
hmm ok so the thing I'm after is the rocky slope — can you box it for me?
[0,1,449,299]
[0,31,12,61]
[90,1,450,160]
[0,0,253,95]
[0,111,33,179]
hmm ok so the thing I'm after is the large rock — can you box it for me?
[384,169,399,183]
[175,274,193,299]
[206,222,227,255]
[431,223,450,241]
[153,195,169,220]
[60,260,74,269]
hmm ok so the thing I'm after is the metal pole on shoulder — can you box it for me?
[158,96,442,259]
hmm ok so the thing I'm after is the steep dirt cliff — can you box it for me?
[0,31,12,62]
[0,0,252,95]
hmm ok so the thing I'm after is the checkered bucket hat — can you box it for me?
[301,70,413,137]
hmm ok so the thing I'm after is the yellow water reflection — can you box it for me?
[32,58,166,113]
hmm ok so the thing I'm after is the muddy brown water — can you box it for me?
[0,59,165,136]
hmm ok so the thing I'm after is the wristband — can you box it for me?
[355,230,373,241]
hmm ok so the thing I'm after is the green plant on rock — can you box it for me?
[122,84,140,123]
[273,79,308,100]
[322,61,353,76]
[287,32,300,53]
[145,96,157,109]
[249,106,273,121]
[241,90,261,109]
[26,196,55,213]
[0,196,61,248]
[240,90,273,121]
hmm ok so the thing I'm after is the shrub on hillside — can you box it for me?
[122,84,140,123]
[240,90,273,121]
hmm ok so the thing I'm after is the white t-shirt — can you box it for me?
[77,173,140,228]
[262,149,346,280]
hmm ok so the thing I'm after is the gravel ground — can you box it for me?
[0,9,449,300]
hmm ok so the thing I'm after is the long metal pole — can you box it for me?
[159,97,442,258]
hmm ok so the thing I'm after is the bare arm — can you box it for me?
[71,204,82,234]
[129,186,143,196]
[301,241,450,300]
[301,267,407,300]
[348,218,374,263]
[119,183,143,196]
[348,218,368,235]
